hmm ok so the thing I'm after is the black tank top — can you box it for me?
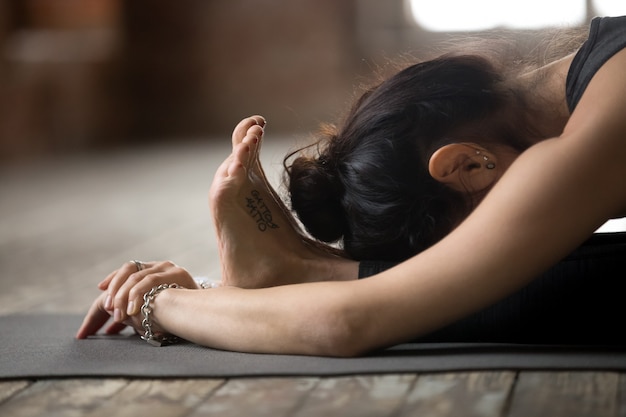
[566,15,626,112]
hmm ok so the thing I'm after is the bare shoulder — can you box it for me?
[561,48,626,213]
[564,48,626,144]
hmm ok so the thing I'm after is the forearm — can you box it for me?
[150,283,362,356]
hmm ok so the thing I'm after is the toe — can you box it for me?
[244,125,263,146]
[243,125,263,160]
[228,143,251,177]
[214,155,233,180]
[250,115,266,128]
[226,158,246,179]
[232,115,266,147]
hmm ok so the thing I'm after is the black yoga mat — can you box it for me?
[1,313,625,380]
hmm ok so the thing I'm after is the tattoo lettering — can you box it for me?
[246,190,279,231]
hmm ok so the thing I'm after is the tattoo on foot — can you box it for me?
[246,190,279,232]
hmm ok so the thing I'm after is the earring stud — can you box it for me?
[476,150,495,169]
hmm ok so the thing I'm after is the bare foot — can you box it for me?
[209,116,351,288]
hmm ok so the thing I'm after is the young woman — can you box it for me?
[77,16,626,355]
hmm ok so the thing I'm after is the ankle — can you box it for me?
[297,245,359,282]
[328,256,359,281]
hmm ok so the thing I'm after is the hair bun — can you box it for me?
[287,154,347,243]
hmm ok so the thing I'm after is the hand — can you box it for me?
[76,260,199,339]
[76,291,144,338]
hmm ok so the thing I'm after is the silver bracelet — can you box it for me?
[197,279,221,289]
[141,283,182,347]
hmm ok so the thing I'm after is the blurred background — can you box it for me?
[0,0,367,162]
[1,1,625,313]
[2,0,624,163]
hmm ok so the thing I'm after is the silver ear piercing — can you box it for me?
[476,150,496,170]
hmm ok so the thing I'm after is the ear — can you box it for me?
[428,143,498,193]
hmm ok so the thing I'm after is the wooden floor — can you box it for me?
[1,137,625,417]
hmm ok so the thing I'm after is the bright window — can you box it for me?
[593,0,626,16]
[409,0,588,31]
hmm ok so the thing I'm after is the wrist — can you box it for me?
[140,283,181,346]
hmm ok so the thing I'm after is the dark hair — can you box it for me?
[285,54,537,261]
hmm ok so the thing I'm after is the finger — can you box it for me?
[124,273,163,318]
[98,261,157,291]
[106,261,152,312]
[76,293,112,339]
[112,269,149,322]
[97,269,118,291]
[125,263,196,317]
[114,260,178,320]
[105,321,128,335]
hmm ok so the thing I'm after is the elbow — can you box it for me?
[306,303,374,358]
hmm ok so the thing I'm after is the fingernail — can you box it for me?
[104,294,112,310]
[127,301,136,316]
[114,308,121,322]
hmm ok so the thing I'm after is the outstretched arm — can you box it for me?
[347,48,626,351]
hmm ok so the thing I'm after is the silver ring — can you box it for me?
[131,260,145,272]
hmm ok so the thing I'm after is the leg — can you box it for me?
[209,116,356,288]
